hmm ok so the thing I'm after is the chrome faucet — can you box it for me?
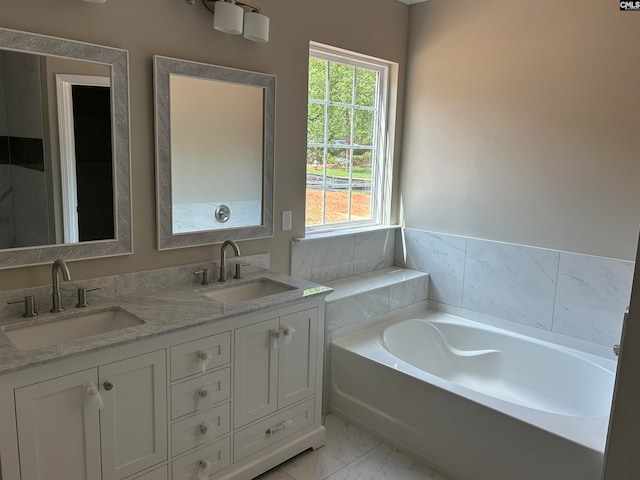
[219,240,241,282]
[51,259,71,313]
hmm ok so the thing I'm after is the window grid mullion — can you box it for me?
[321,59,330,225]
[306,48,392,231]
[309,98,375,112]
[348,66,357,222]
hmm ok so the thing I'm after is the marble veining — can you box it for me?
[173,200,262,232]
[325,289,390,331]
[291,235,355,283]
[462,239,559,329]
[291,228,397,284]
[553,253,634,346]
[396,228,466,306]
[10,165,49,248]
[390,276,428,311]
[0,255,330,375]
[353,229,395,275]
[323,267,428,332]
[397,227,635,347]
[325,267,426,302]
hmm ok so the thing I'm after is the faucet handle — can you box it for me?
[193,268,210,286]
[77,287,100,308]
[7,296,38,318]
[234,263,242,280]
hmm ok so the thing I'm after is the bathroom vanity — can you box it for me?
[0,272,331,480]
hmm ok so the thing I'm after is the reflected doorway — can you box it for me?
[56,74,113,243]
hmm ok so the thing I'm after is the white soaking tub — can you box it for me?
[329,310,616,480]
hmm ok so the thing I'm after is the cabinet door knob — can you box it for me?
[198,388,208,398]
[200,424,209,434]
[103,381,114,391]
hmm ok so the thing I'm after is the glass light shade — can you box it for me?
[214,1,243,35]
[243,11,269,43]
[82,0,106,3]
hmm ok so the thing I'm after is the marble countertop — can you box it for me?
[0,271,332,375]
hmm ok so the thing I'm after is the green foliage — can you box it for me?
[307,57,378,150]
[308,58,326,100]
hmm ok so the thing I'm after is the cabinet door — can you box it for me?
[278,308,318,408]
[15,368,102,480]
[100,350,167,480]
[234,317,279,427]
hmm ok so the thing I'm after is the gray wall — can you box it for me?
[400,0,640,261]
[0,0,409,290]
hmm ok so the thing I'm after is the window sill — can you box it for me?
[296,224,400,242]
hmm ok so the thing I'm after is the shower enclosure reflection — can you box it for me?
[0,50,114,249]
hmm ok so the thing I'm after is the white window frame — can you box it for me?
[306,42,395,234]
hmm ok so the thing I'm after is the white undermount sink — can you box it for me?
[3,307,144,351]
[198,278,297,305]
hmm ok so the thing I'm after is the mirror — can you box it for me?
[0,27,131,269]
[154,55,275,250]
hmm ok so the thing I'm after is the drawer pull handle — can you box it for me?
[86,383,104,410]
[265,419,293,436]
[198,350,212,372]
[198,459,212,480]
[270,329,281,350]
[281,325,295,347]
[103,381,114,391]
[198,388,209,399]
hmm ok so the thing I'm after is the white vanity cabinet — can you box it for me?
[234,308,318,428]
[12,350,167,480]
[0,297,327,480]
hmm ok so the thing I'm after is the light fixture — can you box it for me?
[243,10,269,43]
[213,0,244,35]
[191,0,270,43]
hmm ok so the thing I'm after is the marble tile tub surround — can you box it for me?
[395,228,635,347]
[324,267,429,333]
[0,253,270,320]
[291,227,398,283]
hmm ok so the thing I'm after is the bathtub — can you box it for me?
[329,310,616,480]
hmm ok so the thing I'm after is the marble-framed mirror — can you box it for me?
[0,27,131,269]
[153,55,275,250]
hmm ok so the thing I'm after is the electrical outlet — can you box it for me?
[282,210,292,231]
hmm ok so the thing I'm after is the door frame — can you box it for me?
[56,74,110,243]
[602,233,640,478]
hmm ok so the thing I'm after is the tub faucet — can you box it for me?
[51,259,71,313]
[219,240,241,282]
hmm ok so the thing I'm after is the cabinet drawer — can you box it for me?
[233,398,315,463]
[171,438,230,480]
[171,332,231,381]
[172,403,231,457]
[171,368,231,419]
[133,464,168,480]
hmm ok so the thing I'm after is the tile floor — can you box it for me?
[254,414,450,480]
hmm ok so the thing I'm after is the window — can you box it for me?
[305,43,394,231]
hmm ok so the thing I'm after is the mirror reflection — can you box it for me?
[0,50,114,250]
[154,55,275,250]
[170,75,263,233]
[0,26,131,270]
